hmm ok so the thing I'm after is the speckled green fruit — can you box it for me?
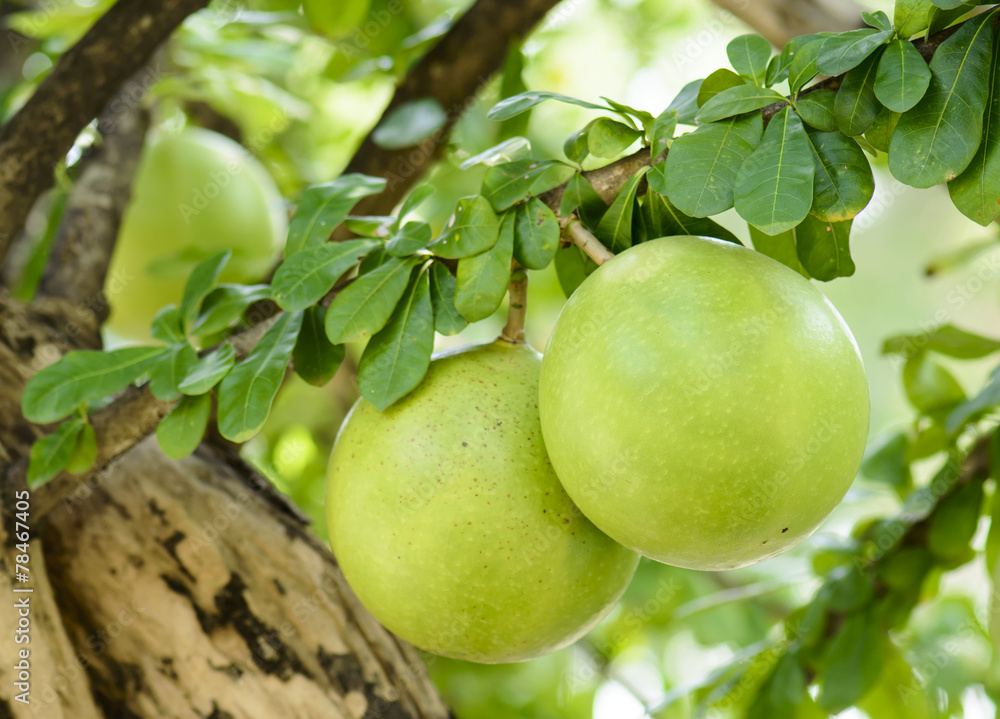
[326,342,638,663]
[105,128,286,340]
[539,236,870,570]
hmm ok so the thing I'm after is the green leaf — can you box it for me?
[564,127,590,164]
[23,346,166,423]
[895,0,937,39]
[883,324,1000,359]
[179,251,230,329]
[343,215,393,238]
[430,196,500,259]
[481,160,565,211]
[151,305,185,344]
[178,344,236,395]
[156,393,211,460]
[191,284,274,336]
[903,353,966,413]
[945,365,1000,432]
[455,212,514,322]
[148,343,199,401]
[664,114,763,217]
[861,431,911,487]
[788,36,827,94]
[644,191,742,244]
[595,169,646,253]
[987,445,1000,570]
[648,108,677,159]
[865,106,901,152]
[27,418,84,488]
[65,421,97,475]
[428,262,468,335]
[889,11,996,188]
[928,481,983,559]
[930,0,973,10]
[554,246,596,298]
[325,256,418,344]
[357,269,435,411]
[696,68,746,107]
[863,10,893,32]
[949,32,1000,225]
[750,225,809,277]
[696,85,785,124]
[770,34,821,88]
[834,49,885,137]
[459,138,532,170]
[795,89,838,132]
[586,117,643,158]
[728,34,771,85]
[292,306,344,386]
[396,184,436,221]
[795,217,855,281]
[815,27,893,76]
[734,107,814,235]
[371,98,447,149]
[498,44,531,139]
[218,311,303,442]
[927,2,980,36]
[601,97,655,126]
[273,240,377,312]
[748,652,807,719]
[805,128,875,222]
[286,175,387,257]
[667,79,703,124]
[385,221,433,257]
[818,607,884,713]
[487,91,605,121]
[875,39,932,113]
[560,173,607,227]
[513,198,560,270]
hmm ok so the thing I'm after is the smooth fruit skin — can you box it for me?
[105,127,286,340]
[326,342,638,663]
[539,236,870,570]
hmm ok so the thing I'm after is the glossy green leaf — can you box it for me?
[601,97,654,126]
[875,39,932,113]
[560,173,607,228]
[372,98,447,149]
[455,212,514,322]
[862,10,893,32]
[459,138,532,170]
[667,79,703,124]
[644,192,742,244]
[860,431,911,487]
[927,2,980,36]
[396,184,436,221]
[218,311,302,442]
[428,262,467,335]
[292,305,344,386]
[554,246,597,298]
[513,198,560,270]
[357,269,435,411]
[903,353,967,413]
[949,32,1000,225]
[795,217,855,281]
[191,284,274,336]
[563,127,590,164]
[748,652,807,719]
[595,169,646,253]
[770,34,822,88]
[865,106,901,152]
[928,481,983,558]
[430,196,500,259]
[930,0,973,10]
[696,85,785,123]
[22,346,166,423]
[945,365,1000,432]
[148,343,199,401]
[884,324,1000,359]
[178,344,236,395]
[788,36,827,94]
[586,117,643,158]
[27,418,84,488]
[727,34,771,85]
[343,215,393,238]
[834,49,884,137]
[481,160,562,211]
[815,27,893,76]
[895,0,937,39]
[818,608,884,713]
[273,240,377,311]
[665,114,763,217]
[487,91,605,121]
[156,393,211,460]
[648,108,677,159]
[65,421,96,475]
[285,174,387,257]
[889,11,996,188]
[325,256,418,344]
[385,221,433,257]
[151,305,185,343]
[734,107,814,235]
[750,225,809,277]
[696,68,746,106]
[795,89,838,132]
[179,250,230,328]
[805,128,875,222]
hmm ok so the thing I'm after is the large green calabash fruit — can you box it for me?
[105,127,286,340]
[326,342,638,663]
[539,236,870,570]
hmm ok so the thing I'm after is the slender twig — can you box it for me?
[499,263,528,344]
[561,215,615,265]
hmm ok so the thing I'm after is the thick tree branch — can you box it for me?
[334,0,564,233]
[709,0,864,47]
[0,0,208,269]
[36,71,153,324]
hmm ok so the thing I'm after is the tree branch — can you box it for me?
[334,0,564,233]
[709,0,864,47]
[35,70,153,325]
[499,264,528,344]
[560,216,615,265]
[0,0,208,269]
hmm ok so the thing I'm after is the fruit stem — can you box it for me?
[500,263,528,345]
[561,215,615,265]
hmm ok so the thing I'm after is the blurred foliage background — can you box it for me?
[5,0,1000,716]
